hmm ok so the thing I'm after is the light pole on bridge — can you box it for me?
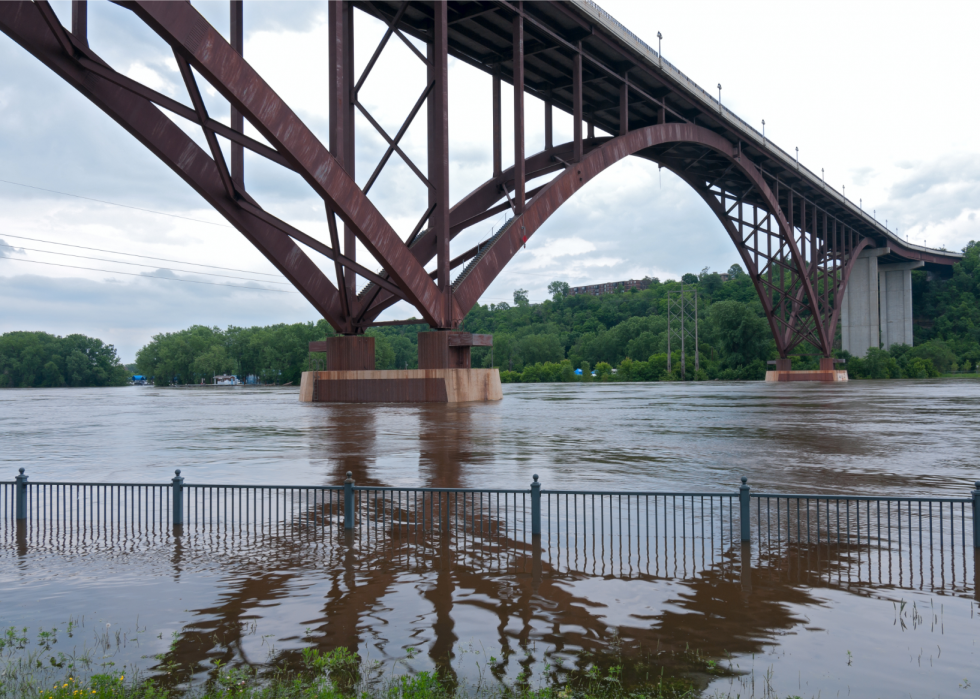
[657,31,662,67]
[761,119,765,146]
[717,83,722,113]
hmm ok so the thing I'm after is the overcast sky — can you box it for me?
[2,0,979,362]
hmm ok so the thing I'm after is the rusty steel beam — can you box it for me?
[512,13,525,216]
[71,0,86,45]
[429,2,452,324]
[124,1,447,327]
[492,70,502,177]
[229,0,243,189]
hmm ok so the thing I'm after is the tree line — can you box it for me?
[0,331,129,388]
[5,242,978,387]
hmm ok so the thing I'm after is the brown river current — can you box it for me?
[2,381,980,697]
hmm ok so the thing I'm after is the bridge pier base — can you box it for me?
[300,333,501,403]
[765,357,849,382]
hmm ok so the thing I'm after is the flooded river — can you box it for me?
[2,381,980,697]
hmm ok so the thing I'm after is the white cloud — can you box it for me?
[123,61,176,97]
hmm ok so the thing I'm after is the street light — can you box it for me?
[657,32,662,66]
[795,146,799,170]
[761,119,766,146]
[717,83,722,113]
[860,198,862,210]
[821,167,825,187]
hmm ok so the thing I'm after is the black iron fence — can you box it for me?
[4,469,979,585]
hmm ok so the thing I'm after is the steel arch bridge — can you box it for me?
[0,0,962,363]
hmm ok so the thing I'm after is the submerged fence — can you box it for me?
[3,468,979,587]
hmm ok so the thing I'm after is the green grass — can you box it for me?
[0,621,717,699]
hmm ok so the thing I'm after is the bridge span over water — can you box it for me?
[0,0,962,390]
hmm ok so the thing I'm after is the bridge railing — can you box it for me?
[576,1,956,258]
[3,469,978,587]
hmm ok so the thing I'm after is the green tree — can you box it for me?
[0,332,127,388]
[513,288,530,306]
[709,300,770,369]
[548,280,570,302]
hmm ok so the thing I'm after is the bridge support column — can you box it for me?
[879,261,923,350]
[841,248,890,357]
[300,334,501,403]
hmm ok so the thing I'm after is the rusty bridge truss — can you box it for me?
[0,0,961,360]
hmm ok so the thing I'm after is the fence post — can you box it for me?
[531,474,541,536]
[739,476,750,542]
[344,471,355,530]
[171,469,184,526]
[972,481,980,549]
[15,468,28,521]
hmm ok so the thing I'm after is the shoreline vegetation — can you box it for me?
[0,620,799,699]
[3,242,978,387]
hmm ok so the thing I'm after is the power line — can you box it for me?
[0,243,293,285]
[0,257,297,293]
[1,233,283,277]
[0,178,232,228]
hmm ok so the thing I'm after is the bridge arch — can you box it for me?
[435,124,830,357]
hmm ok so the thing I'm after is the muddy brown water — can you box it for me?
[2,381,979,697]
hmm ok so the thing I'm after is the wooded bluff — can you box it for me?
[3,242,978,387]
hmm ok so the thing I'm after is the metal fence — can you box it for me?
[4,469,979,586]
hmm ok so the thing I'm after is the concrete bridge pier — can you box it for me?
[300,333,501,404]
[842,248,923,356]
[841,248,887,356]
[879,260,924,349]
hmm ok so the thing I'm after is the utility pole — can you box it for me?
[667,285,699,379]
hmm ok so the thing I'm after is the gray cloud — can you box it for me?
[882,155,980,245]
[0,271,312,363]
[0,238,24,259]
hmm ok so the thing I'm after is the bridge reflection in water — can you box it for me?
[3,517,977,692]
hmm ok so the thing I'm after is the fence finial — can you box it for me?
[741,476,747,485]
[345,471,354,484]
[171,469,184,526]
[18,467,25,476]
[533,474,539,482]
[15,467,28,521]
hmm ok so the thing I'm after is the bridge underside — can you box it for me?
[0,0,960,389]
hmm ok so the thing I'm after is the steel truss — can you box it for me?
[0,0,907,358]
